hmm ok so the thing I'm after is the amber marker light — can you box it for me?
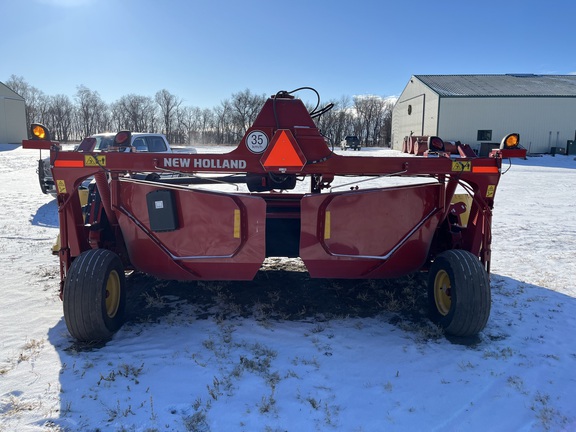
[500,133,519,149]
[31,123,51,140]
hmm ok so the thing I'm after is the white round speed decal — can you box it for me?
[246,130,269,153]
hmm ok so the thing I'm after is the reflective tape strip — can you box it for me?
[472,166,499,173]
[324,211,331,240]
[233,209,241,239]
[54,160,84,168]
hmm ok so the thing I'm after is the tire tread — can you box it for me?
[428,249,491,337]
[63,249,125,342]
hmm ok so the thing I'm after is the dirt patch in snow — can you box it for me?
[124,258,431,331]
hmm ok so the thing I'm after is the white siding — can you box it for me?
[438,97,576,153]
[0,84,27,145]
[0,97,27,144]
[393,75,576,154]
[392,77,440,150]
[0,98,5,143]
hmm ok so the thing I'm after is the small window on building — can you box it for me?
[408,105,412,115]
[477,130,492,141]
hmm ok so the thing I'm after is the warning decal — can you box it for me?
[84,155,106,167]
[452,161,471,172]
[56,180,67,194]
[486,185,496,198]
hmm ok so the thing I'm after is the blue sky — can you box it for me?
[1,0,575,107]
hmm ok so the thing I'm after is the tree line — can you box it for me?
[5,75,394,147]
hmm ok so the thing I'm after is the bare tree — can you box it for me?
[47,94,74,142]
[229,89,266,138]
[353,95,391,146]
[173,105,192,144]
[75,85,109,137]
[378,99,395,147]
[4,76,395,146]
[112,94,157,132]
[214,100,234,144]
[155,89,182,143]
[311,95,357,147]
[179,107,216,144]
[199,108,215,144]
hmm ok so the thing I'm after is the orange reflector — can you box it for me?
[324,211,331,240]
[54,160,84,168]
[472,166,499,173]
[261,129,306,172]
[233,209,241,239]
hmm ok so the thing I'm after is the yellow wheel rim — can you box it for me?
[434,269,452,316]
[105,270,121,318]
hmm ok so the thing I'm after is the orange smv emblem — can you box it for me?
[261,129,306,172]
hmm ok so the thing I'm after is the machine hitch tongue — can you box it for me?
[23,88,522,342]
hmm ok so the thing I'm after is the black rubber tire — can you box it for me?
[63,249,126,342]
[427,249,491,337]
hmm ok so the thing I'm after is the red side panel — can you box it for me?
[21,139,53,150]
[114,179,266,280]
[300,183,444,278]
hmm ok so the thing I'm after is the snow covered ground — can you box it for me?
[1,144,575,432]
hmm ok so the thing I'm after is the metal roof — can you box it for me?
[414,74,576,97]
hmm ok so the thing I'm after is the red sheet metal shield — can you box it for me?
[300,183,444,278]
[115,179,267,281]
[260,129,307,173]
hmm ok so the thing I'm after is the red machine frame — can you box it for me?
[23,90,526,341]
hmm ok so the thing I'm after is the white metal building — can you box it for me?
[0,82,27,144]
[391,74,576,154]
